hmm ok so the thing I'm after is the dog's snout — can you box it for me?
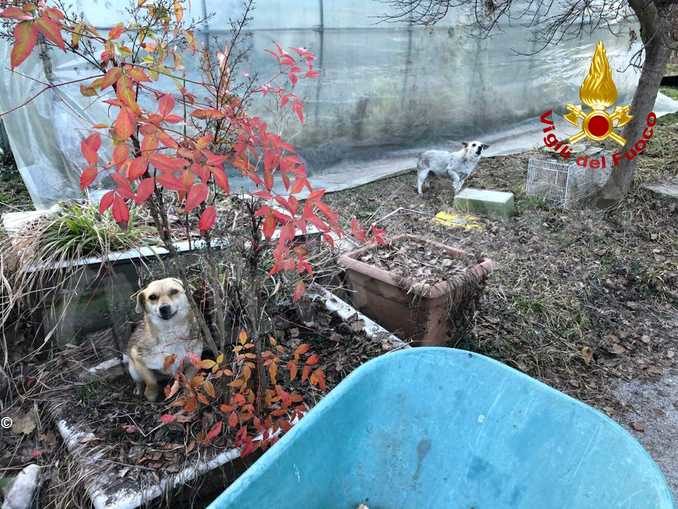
[159,304,173,318]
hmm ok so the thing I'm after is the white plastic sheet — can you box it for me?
[0,1,676,208]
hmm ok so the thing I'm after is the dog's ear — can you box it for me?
[169,277,184,290]
[462,142,468,148]
[482,144,490,150]
[135,291,146,314]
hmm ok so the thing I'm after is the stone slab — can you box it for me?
[453,188,515,217]
[643,180,678,201]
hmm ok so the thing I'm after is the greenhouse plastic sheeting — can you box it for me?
[0,1,676,208]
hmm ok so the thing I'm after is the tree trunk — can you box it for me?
[595,1,674,206]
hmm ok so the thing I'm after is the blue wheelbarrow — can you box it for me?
[209,348,674,508]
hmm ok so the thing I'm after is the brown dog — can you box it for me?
[126,278,203,401]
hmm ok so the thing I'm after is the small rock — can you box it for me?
[630,422,645,432]
[605,343,626,355]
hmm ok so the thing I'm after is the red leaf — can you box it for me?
[305,353,319,366]
[156,174,184,191]
[292,101,304,124]
[198,206,217,232]
[369,225,387,246]
[158,94,175,117]
[112,143,129,167]
[79,166,97,190]
[108,23,124,40]
[128,157,147,179]
[150,154,188,172]
[228,412,238,429]
[294,344,311,357]
[43,7,65,20]
[99,190,115,213]
[81,133,101,166]
[191,108,225,120]
[127,67,150,82]
[92,67,121,90]
[36,15,65,49]
[0,7,32,21]
[206,421,223,442]
[287,360,298,381]
[158,130,179,149]
[185,183,208,212]
[293,47,315,61]
[262,212,277,240]
[114,108,136,140]
[11,22,38,69]
[111,195,129,226]
[212,167,230,193]
[111,172,134,199]
[292,280,305,301]
[301,364,312,383]
[134,177,155,204]
[160,414,176,425]
[350,218,367,242]
[311,368,326,391]
[290,176,308,194]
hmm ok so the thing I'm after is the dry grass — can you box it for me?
[0,202,145,365]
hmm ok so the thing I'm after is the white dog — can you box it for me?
[416,141,489,195]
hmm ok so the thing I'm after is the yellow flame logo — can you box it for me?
[564,41,632,146]
[580,42,617,110]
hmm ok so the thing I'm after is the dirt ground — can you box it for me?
[326,114,678,494]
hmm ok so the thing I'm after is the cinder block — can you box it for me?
[453,188,514,218]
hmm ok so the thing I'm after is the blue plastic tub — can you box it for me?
[209,348,674,509]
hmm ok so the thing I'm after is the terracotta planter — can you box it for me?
[338,234,496,345]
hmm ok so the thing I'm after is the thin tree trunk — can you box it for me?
[595,1,675,206]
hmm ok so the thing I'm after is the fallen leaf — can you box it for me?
[605,343,626,355]
[580,346,593,365]
[11,411,36,435]
[630,422,645,432]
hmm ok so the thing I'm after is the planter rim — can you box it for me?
[338,234,496,299]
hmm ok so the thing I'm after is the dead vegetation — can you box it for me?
[356,237,471,286]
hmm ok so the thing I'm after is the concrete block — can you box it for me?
[453,188,514,218]
[643,180,678,201]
